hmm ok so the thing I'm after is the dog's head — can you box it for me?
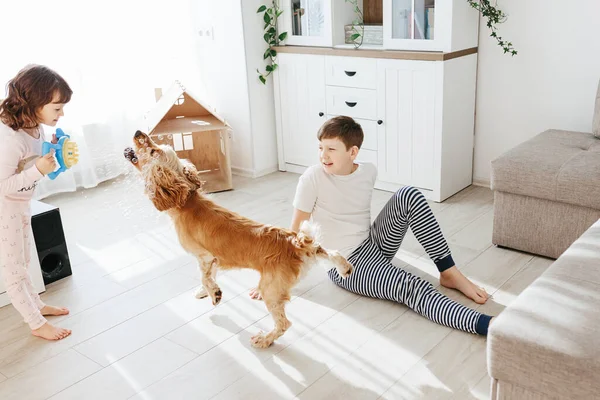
[124,130,204,211]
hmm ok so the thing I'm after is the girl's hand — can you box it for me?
[51,133,58,144]
[35,150,57,175]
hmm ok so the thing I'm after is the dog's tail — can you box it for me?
[296,220,353,278]
[298,220,321,242]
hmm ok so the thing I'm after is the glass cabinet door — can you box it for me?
[281,0,332,47]
[385,0,445,51]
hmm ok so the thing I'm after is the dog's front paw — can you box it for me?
[250,332,274,349]
[337,261,353,279]
[195,287,208,299]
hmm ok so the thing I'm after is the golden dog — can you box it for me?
[124,131,353,348]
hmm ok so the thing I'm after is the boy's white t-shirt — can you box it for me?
[293,162,378,258]
[0,122,45,202]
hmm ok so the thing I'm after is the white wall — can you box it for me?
[183,0,278,177]
[473,0,600,184]
[241,1,279,177]
[185,0,255,173]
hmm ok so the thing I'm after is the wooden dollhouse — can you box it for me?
[144,81,233,193]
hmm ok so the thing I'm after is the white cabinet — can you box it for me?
[376,59,436,190]
[278,0,479,52]
[274,50,478,202]
[274,53,326,168]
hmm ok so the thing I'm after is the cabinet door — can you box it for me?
[376,59,436,190]
[280,0,333,47]
[383,0,450,51]
[277,53,326,167]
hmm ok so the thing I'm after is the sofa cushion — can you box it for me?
[488,219,600,399]
[594,79,600,138]
[491,129,600,210]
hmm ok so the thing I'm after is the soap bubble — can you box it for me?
[158,134,164,141]
[167,134,173,139]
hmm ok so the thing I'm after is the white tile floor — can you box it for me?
[0,171,553,399]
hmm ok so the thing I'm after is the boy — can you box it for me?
[252,116,493,335]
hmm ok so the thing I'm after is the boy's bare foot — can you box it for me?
[440,266,489,304]
[41,305,70,316]
[32,323,71,340]
[249,287,262,300]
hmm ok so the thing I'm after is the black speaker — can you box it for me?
[30,200,72,285]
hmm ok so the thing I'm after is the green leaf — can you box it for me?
[276,10,283,17]
[266,65,273,72]
[264,48,271,59]
[350,33,360,41]
[272,63,278,71]
[259,75,266,84]
[264,33,271,43]
[270,49,277,57]
[269,27,276,34]
[257,5,267,13]
[264,12,271,24]
[278,32,288,41]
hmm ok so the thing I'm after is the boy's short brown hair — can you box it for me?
[317,116,363,150]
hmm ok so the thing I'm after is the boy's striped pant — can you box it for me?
[327,186,491,335]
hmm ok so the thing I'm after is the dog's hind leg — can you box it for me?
[198,254,222,306]
[250,278,292,348]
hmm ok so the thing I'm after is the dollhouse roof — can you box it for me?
[144,81,228,134]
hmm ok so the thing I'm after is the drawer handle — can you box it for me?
[377,120,383,125]
[318,112,324,117]
[344,71,357,77]
[345,101,357,108]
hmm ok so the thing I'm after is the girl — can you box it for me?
[0,64,73,340]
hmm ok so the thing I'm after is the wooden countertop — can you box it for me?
[273,45,477,61]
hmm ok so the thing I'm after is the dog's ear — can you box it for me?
[182,162,205,190]
[144,164,192,211]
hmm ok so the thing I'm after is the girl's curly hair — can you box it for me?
[0,64,72,131]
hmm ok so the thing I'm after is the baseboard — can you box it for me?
[231,166,255,178]
[254,166,279,178]
[231,165,279,179]
[472,177,491,188]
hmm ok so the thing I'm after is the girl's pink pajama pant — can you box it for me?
[0,200,47,330]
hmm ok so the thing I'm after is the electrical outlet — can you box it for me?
[198,26,214,40]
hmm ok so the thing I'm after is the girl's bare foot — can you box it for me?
[249,287,262,300]
[41,305,70,316]
[440,266,489,304]
[32,323,71,340]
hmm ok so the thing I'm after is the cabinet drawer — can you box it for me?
[326,86,377,120]
[356,149,377,167]
[325,57,377,89]
[327,115,377,151]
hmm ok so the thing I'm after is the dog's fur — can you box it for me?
[124,131,353,348]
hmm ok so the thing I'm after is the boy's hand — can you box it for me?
[35,150,57,175]
[51,133,58,144]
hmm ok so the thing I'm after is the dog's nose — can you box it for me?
[124,147,138,163]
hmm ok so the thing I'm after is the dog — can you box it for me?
[123,130,353,348]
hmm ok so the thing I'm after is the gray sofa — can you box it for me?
[490,80,600,259]
[487,218,600,399]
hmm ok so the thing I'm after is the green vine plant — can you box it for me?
[467,0,517,55]
[345,0,364,49]
[257,1,287,84]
